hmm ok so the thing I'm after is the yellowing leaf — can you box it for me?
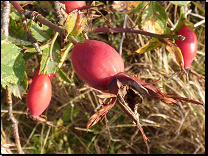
[161,39,184,69]
[135,38,162,54]
[141,2,167,34]
[112,1,141,14]
[142,19,164,34]
[65,10,78,35]
[70,12,88,36]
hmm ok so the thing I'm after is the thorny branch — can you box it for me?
[10,1,68,54]
[10,1,42,54]
[87,27,185,41]
[6,86,24,154]
[2,2,24,154]
[53,1,67,26]
[1,1,10,39]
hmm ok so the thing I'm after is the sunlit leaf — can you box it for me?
[40,41,61,75]
[30,22,53,42]
[161,39,184,69]
[141,2,167,34]
[58,68,73,84]
[1,40,27,98]
[65,10,78,35]
[70,12,88,36]
[135,37,162,54]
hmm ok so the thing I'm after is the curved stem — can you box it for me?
[49,32,59,61]
[90,27,184,40]
[67,35,79,45]
[58,42,73,68]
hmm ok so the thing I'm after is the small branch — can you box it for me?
[6,86,25,154]
[22,10,64,34]
[89,27,185,41]
[53,1,67,26]
[119,14,127,56]
[67,35,79,45]
[10,1,42,54]
[1,1,11,40]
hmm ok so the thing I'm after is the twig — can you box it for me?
[53,1,66,26]
[119,14,127,56]
[6,86,25,154]
[1,1,10,40]
[10,1,42,54]
[2,2,24,154]
[88,27,185,41]
[22,10,64,34]
[10,1,67,54]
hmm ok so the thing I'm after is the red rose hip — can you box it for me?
[71,40,124,91]
[59,1,86,14]
[175,25,198,68]
[26,74,52,117]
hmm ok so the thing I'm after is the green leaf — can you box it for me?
[9,17,27,40]
[10,10,21,21]
[1,40,27,98]
[174,6,194,33]
[58,68,73,84]
[9,17,32,46]
[40,41,61,75]
[135,37,163,54]
[132,1,148,13]
[141,2,168,34]
[7,72,27,98]
[30,22,53,42]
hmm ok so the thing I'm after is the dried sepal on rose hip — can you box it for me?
[71,39,204,142]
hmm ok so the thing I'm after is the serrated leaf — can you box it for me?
[1,72,27,99]
[30,23,53,42]
[9,17,27,40]
[8,17,32,46]
[10,10,21,21]
[3,72,27,99]
[65,10,78,36]
[170,1,190,6]
[135,37,163,54]
[1,41,27,98]
[40,41,61,75]
[1,41,26,85]
[161,39,184,69]
[141,2,167,34]
[112,1,142,14]
[58,68,73,84]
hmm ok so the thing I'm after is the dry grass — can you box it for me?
[1,1,205,154]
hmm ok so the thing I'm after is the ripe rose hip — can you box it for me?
[59,1,86,14]
[71,40,124,91]
[26,74,52,117]
[175,25,198,68]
